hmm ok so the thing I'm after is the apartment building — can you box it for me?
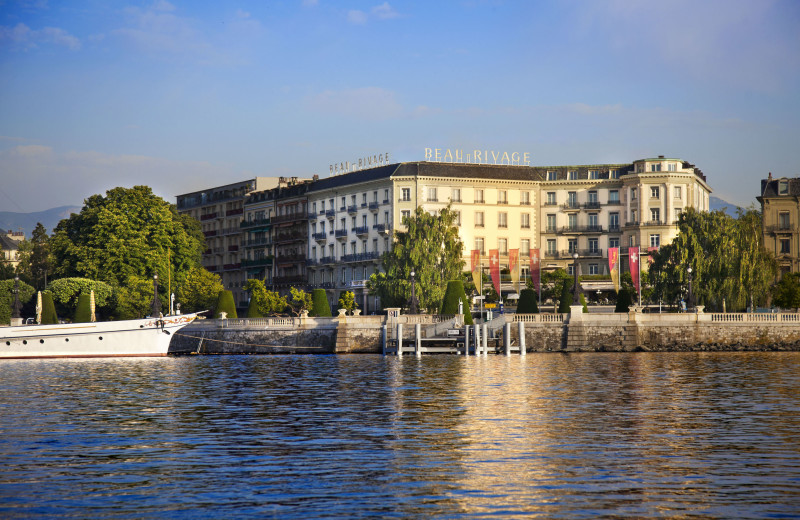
[758,174,800,276]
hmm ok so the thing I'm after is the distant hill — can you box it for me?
[709,196,742,215]
[0,206,81,238]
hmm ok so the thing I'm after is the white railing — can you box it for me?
[513,313,566,323]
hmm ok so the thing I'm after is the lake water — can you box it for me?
[1,353,799,519]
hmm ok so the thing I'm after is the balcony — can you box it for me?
[271,213,308,225]
[320,256,336,265]
[203,230,218,237]
[200,212,218,221]
[544,226,558,233]
[369,202,380,211]
[607,225,621,233]
[347,204,358,214]
[767,224,796,233]
[607,198,622,205]
[312,232,327,242]
[227,245,239,252]
[353,226,370,236]
[641,220,666,227]
[341,252,380,263]
[561,202,580,211]
[577,248,604,258]
[241,257,273,268]
[544,250,561,259]
[274,230,307,243]
[240,217,271,229]
[221,226,241,236]
[335,229,348,239]
[222,263,241,271]
[273,275,306,286]
[374,223,391,234]
[325,209,336,219]
[276,252,306,264]
[543,201,558,207]
[244,237,271,248]
[226,208,243,217]
[582,201,601,210]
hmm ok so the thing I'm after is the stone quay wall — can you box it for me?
[169,311,800,355]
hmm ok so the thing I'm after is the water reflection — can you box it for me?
[0,353,798,518]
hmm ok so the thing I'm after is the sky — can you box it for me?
[1,0,799,213]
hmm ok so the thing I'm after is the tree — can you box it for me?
[41,291,58,324]
[338,291,358,314]
[74,292,92,323]
[246,297,264,317]
[615,288,633,313]
[114,276,158,320]
[368,205,464,313]
[288,287,312,316]
[47,277,113,320]
[772,273,800,310]
[440,280,473,325]
[311,289,332,317]
[557,282,572,313]
[0,278,35,325]
[244,279,287,316]
[215,290,238,318]
[29,223,52,290]
[50,186,204,290]
[542,269,572,311]
[516,288,539,314]
[176,266,223,313]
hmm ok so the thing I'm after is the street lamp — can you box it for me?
[409,269,419,314]
[11,275,21,320]
[572,251,580,304]
[151,274,162,317]
[687,266,693,310]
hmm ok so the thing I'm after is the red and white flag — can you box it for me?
[530,248,540,293]
[489,249,501,296]
[628,246,640,294]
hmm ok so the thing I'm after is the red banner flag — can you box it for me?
[470,249,481,294]
[489,249,501,296]
[628,246,640,295]
[608,247,619,293]
[530,248,540,293]
[647,246,658,265]
[508,249,520,293]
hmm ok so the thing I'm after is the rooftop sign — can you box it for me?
[330,152,390,175]
[425,148,531,166]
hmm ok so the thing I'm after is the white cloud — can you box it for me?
[347,10,368,25]
[0,22,80,50]
[372,2,399,20]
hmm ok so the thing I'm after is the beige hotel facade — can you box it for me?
[179,156,712,313]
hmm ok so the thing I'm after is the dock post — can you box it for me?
[518,321,526,355]
[397,323,403,357]
[474,324,480,355]
[464,326,470,355]
[382,325,387,355]
[415,323,422,357]
[504,322,511,355]
[482,323,488,355]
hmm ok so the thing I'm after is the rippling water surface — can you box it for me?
[1,353,799,519]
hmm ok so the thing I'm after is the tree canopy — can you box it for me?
[47,277,114,319]
[368,205,465,313]
[0,278,35,325]
[176,266,223,313]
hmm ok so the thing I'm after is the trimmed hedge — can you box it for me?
[215,290,237,319]
[516,288,539,314]
[246,297,263,318]
[615,288,632,313]
[580,293,588,313]
[311,289,332,317]
[41,292,58,324]
[440,280,473,325]
[74,292,92,323]
[558,282,573,313]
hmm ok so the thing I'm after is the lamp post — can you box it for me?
[572,251,580,304]
[409,269,419,314]
[11,275,21,320]
[151,274,162,317]
[687,266,693,310]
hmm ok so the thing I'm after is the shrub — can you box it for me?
[580,293,588,313]
[440,280,473,325]
[311,289,332,317]
[615,288,632,313]
[41,292,58,324]
[516,288,539,314]
[338,291,358,314]
[246,297,263,318]
[74,292,92,323]
[557,282,573,313]
[215,290,237,319]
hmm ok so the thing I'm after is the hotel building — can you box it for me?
[758,174,800,276]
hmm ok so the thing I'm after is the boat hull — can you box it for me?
[0,314,198,359]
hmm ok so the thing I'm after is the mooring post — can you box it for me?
[474,324,480,355]
[482,323,488,355]
[382,325,387,355]
[518,321,526,355]
[464,325,470,355]
[415,323,422,357]
[397,323,403,357]
[504,322,511,355]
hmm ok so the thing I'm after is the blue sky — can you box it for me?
[1,0,798,213]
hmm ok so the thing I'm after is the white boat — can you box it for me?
[0,314,199,359]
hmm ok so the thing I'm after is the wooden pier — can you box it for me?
[382,321,527,356]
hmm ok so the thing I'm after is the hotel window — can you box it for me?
[568,214,577,230]
[588,191,598,205]
[668,162,677,172]
[351,195,357,206]
[521,191,530,205]
[475,211,484,227]
[499,238,508,255]
[401,188,411,201]
[521,239,530,255]
[311,222,317,234]
[340,196,346,209]
[650,186,660,199]
[546,214,556,232]
[611,169,620,179]
[475,238,485,254]
[547,171,557,181]
[780,238,791,254]
[373,213,378,226]
[779,211,791,230]
[650,208,660,223]
[567,192,577,207]
[629,235,636,247]
[312,202,316,214]
[588,213,599,229]
[609,190,620,203]
[311,246,317,260]
[675,208,682,222]
[650,234,661,248]
[454,211,461,225]
[475,189,485,203]
[609,237,619,249]
[351,242,356,255]
[362,214,367,227]
[588,238,599,253]
[589,264,599,275]
[401,209,411,221]
[373,238,378,252]
[428,187,438,202]
[589,170,599,180]
[779,181,789,195]
[651,163,662,172]
[568,239,578,253]
[498,190,508,204]
[568,264,575,276]
[546,239,556,254]
[609,213,619,231]
[384,189,389,202]
[521,213,530,229]
[631,188,637,201]
[452,188,461,202]
[498,212,508,228]
[351,216,357,229]
[384,211,389,224]
[674,186,682,199]
[362,193,367,205]
[546,192,556,205]
[568,170,578,180]
[329,244,334,257]
[373,191,378,202]
[329,198,334,211]
[341,243,347,257]
[340,217,346,231]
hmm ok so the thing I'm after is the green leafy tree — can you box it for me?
[18,223,53,290]
[245,279,287,316]
[772,273,800,310]
[288,287,313,316]
[50,186,204,290]
[311,289,332,317]
[114,275,157,320]
[0,255,14,280]
[516,288,539,314]
[74,292,92,323]
[215,290,237,318]
[440,280,473,324]
[176,266,223,313]
[542,269,572,311]
[368,205,464,313]
[41,291,58,324]
[0,278,35,325]
[47,277,113,320]
[338,291,358,314]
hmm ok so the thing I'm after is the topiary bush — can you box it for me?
[440,280,473,325]
[74,292,92,323]
[615,288,632,313]
[246,297,263,318]
[214,290,237,319]
[311,289,332,317]
[41,291,58,324]
[558,282,573,313]
[580,293,588,313]
[516,288,539,314]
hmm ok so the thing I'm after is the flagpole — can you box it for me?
[638,248,642,307]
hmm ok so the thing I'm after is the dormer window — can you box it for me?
[779,180,789,195]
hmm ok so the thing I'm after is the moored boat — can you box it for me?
[0,314,199,359]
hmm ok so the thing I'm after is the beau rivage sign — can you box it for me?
[425,148,531,166]
[330,153,391,175]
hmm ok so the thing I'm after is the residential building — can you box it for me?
[758,173,800,276]
[1,230,24,269]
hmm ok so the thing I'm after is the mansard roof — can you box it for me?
[760,177,800,198]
